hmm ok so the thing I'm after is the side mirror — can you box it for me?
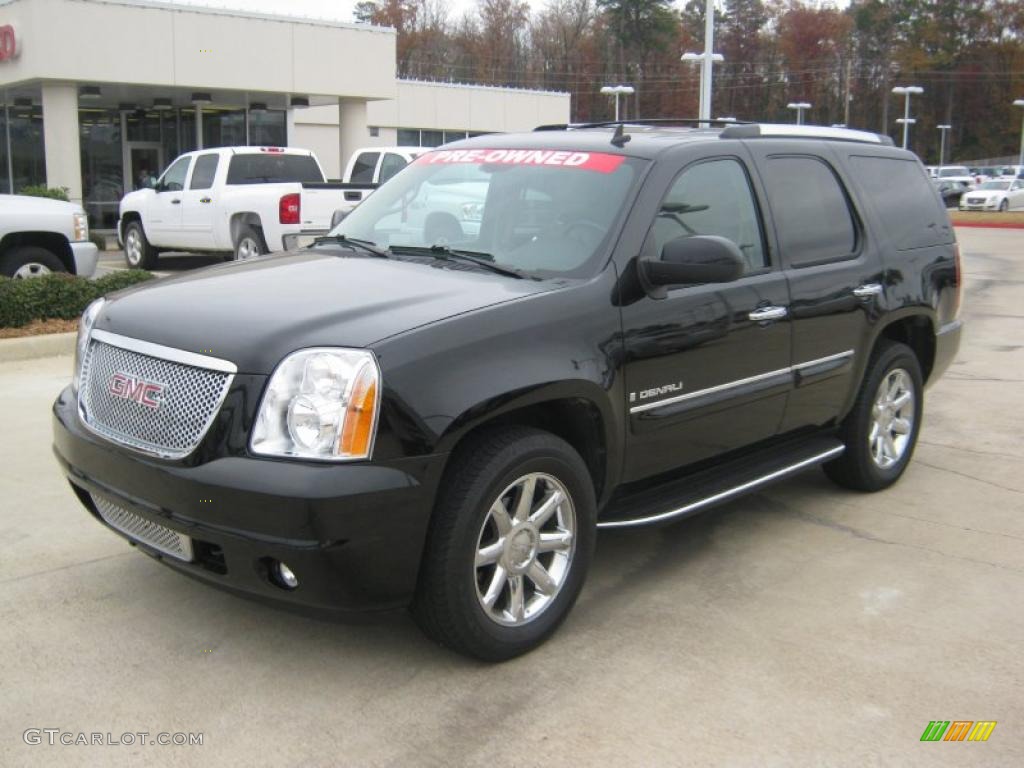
[639,235,745,293]
[330,209,347,229]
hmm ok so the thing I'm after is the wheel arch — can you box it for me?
[0,231,74,274]
[229,212,265,246]
[872,311,937,384]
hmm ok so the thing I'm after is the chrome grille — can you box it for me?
[92,494,193,561]
[78,332,234,459]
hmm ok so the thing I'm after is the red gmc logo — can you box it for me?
[108,372,166,410]
[0,26,18,62]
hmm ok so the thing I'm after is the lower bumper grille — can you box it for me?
[92,494,193,562]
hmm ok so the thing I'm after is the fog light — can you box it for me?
[274,561,299,589]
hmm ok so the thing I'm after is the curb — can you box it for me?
[0,332,77,363]
[953,222,1024,230]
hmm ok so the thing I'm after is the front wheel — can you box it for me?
[0,245,65,278]
[999,199,1009,212]
[824,340,923,491]
[413,427,596,661]
[123,221,158,270]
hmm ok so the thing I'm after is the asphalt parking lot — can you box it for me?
[2,228,1022,766]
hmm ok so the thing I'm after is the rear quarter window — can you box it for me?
[849,156,952,251]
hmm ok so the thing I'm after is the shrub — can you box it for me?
[0,271,155,328]
[18,185,71,202]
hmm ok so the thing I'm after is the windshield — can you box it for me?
[330,148,645,277]
[939,168,968,178]
[979,181,1011,191]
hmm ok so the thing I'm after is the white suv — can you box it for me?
[0,194,98,279]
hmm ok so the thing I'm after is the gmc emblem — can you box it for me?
[108,372,166,410]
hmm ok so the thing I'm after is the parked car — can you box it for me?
[934,179,969,208]
[0,194,98,279]
[332,146,428,216]
[960,179,1024,212]
[935,165,974,187]
[117,147,353,267]
[54,123,961,660]
[995,164,1024,180]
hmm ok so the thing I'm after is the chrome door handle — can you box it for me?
[171,199,181,205]
[200,197,212,204]
[748,306,788,322]
[853,283,883,299]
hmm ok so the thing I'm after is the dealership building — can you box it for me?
[0,0,570,228]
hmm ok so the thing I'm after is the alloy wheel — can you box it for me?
[474,472,576,627]
[869,368,915,469]
[236,237,261,260]
[125,229,142,265]
[12,262,52,279]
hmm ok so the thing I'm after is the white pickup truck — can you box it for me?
[335,146,427,214]
[0,194,98,279]
[118,146,358,268]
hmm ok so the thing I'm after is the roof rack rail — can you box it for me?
[534,117,753,132]
[719,123,894,146]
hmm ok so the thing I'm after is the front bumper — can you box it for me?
[52,386,446,616]
[71,241,99,278]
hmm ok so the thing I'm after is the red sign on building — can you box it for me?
[0,26,18,62]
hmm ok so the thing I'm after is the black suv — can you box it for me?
[53,122,962,660]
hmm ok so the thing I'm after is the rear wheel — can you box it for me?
[123,221,158,270]
[824,341,923,491]
[233,225,266,261]
[413,427,596,661]
[0,246,65,278]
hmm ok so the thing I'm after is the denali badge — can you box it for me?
[629,382,684,403]
[108,372,166,410]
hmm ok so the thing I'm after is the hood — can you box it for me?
[94,250,559,373]
[0,194,81,215]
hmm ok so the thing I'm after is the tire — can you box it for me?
[123,221,158,270]
[233,225,267,261]
[824,340,924,492]
[412,426,596,661]
[0,245,66,279]
[999,199,1009,212]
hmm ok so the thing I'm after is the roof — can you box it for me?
[447,122,898,161]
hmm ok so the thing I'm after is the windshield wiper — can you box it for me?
[311,234,390,259]
[389,245,531,279]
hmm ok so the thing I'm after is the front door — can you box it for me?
[620,152,792,482]
[146,154,191,247]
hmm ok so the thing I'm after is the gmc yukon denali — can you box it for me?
[53,122,962,660]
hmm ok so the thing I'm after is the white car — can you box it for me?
[960,179,1024,212]
[118,146,351,267]
[334,146,429,215]
[935,165,975,187]
[0,194,98,279]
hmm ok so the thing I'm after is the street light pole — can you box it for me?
[600,85,635,122]
[892,85,924,150]
[936,124,951,166]
[681,0,724,125]
[786,102,811,125]
[1014,99,1024,168]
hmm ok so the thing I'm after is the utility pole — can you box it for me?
[843,60,852,127]
[937,124,951,166]
[681,0,724,125]
[787,102,811,125]
[892,85,924,150]
[600,85,635,122]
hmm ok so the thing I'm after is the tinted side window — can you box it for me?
[160,156,191,192]
[189,154,219,190]
[850,156,952,251]
[763,156,856,267]
[349,152,380,184]
[378,153,408,183]
[652,158,766,270]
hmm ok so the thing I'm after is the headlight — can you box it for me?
[251,348,380,461]
[72,298,104,393]
[73,211,89,242]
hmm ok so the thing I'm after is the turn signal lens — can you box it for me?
[338,364,378,458]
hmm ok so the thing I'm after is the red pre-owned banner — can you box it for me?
[416,148,626,173]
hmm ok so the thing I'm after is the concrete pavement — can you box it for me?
[1,228,1022,766]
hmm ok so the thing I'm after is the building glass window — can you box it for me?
[80,108,123,229]
[249,109,286,147]
[420,130,444,147]
[397,128,419,146]
[443,130,468,143]
[202,108,246,149]
[7,100,46,194]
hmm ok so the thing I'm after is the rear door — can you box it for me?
[746,142,884,432]
[620,147,792,481]
[179,152,220,248]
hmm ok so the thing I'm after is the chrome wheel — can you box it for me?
[12,262,52,279]
[124,228,142,266]
[235,236,262,261]
[474,472,576,627]
[869,368,915,469]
